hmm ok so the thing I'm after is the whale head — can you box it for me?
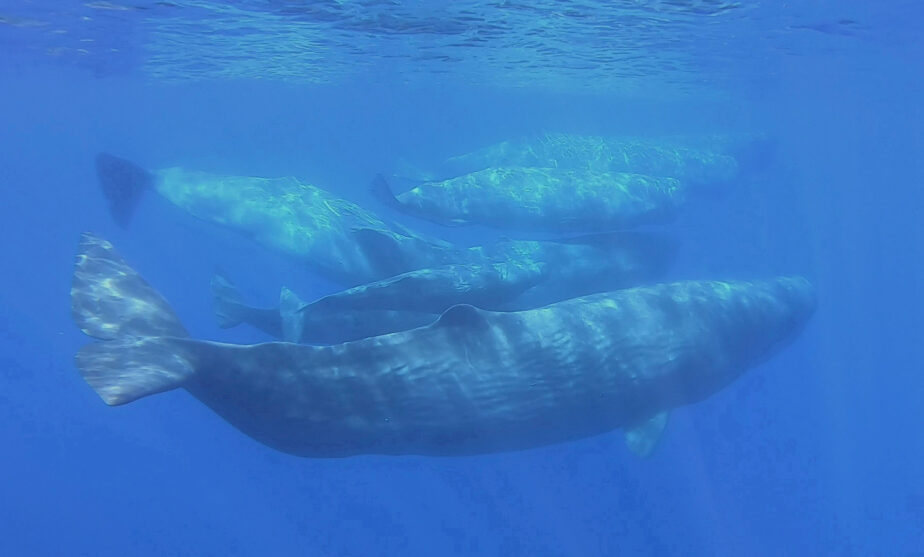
[651,276,816,407]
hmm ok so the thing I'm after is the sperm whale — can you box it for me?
[71,233,814,458]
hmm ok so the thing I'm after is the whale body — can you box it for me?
[96,154,461,285]
[431,133,740,188]
[211,232,677,344]
[209,258,544,344]
[72,233,815,457]
[374,168,685,232]
[210,274,435,344]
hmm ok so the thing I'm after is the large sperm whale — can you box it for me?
[71,233,815,457]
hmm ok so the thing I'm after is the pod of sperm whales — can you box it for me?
[429,132,741,189]
[71,233,815,458]
[374,168,685,232]
[96,154,675,288]
[211,231,677,343]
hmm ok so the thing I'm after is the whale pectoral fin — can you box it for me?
[624,411,669,458]
[436,304,490,329]
[350,228,414,277]
[279,287,307,343]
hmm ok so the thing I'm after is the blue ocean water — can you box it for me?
[1,1,922,555]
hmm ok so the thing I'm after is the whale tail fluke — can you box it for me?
[95,153,153,229]
[371,174,400,210]
[71,232,194,405]
[72,232,188,341]
[76,336,194,406]
[210,272,246,329]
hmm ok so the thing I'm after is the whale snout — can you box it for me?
[773,276,817,329]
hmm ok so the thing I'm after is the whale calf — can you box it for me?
[251,258,543,345]
[212,232,677,343]
[72,233,815,457]
[210,274,435,344]
[374,168,684,232]
[210,256,546,344]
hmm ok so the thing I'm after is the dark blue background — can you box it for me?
[0,40,921,555]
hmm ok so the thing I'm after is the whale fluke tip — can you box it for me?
[72,232,187,340]
[95,153,152,229]
[371,174,400,209]
[77,337,193,406]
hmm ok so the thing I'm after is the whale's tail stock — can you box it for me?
[71,232,195,405]
[95,153,153,229]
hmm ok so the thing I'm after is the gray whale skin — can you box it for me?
[72,233,815,458]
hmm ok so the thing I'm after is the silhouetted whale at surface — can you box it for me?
[71,233,815,458]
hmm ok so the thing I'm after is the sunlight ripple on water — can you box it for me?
[0,1,903,91]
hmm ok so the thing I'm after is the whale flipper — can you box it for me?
[624,411,669,457]
[71,232,193,405]
[95,153,153,229]
[279,287,307,343]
